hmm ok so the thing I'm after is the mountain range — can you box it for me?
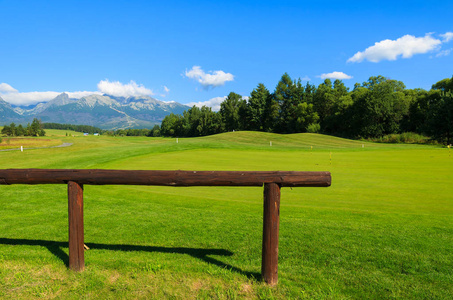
[0,93,189,129]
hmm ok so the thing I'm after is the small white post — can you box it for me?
[20,146,23,152]
[176,138,179,144]
[362,144,364,148]
[270,141,272,147]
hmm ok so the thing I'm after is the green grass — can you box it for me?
[44,129,85,137]
[0,131,452,299]
[0,137,62,150]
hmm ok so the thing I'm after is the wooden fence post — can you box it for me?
[262,182,280,285]
[68,181,84,271]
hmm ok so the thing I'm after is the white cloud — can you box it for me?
[97,80,153,97]
[0,90,102,106]
[0,83,18,93]
[435,48,452,57]
[185,66,234,89]
[347,33,442,63]
[301,76,311,81]
[0,83,64,105]
[0,82,102,106]
[318,71,353,80]
[440,32,453,43]
[187,96,227,111]
[1,91,61,106]
[0,79,154,106]
[163,86,170,93]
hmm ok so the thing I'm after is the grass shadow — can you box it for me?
[0,238,260,280]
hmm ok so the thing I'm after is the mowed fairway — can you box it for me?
[0,131,452,299]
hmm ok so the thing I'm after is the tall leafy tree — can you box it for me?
[431,76,453,92]
[220,92,247,131]
[263,92,279,132]
[274,73,305,133]
[425,92,453,144]
[29,118,45,136]
[294,102,319,132]
[198,106,222,136]
[9,123,17,136]
[1,125,12,136]
[150,125,161,137]
[304,82,316,105]
[313,79,335,125]
[183,106,202,136]
[16,124,26,136]
[160,113,181,137]
[247,83,270,131]
[324,80,352,134]
[349,76,409,137]
[399,88,428,133]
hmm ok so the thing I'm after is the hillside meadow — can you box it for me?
[0,131,452,299]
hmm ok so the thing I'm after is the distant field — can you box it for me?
[0,137,62,150]
[0,132,452,299]
[0,129,83,150]
[44,129,84,137]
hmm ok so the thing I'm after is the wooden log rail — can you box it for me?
[0,169,331,285]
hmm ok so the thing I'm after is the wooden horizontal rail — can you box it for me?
[0,169,331,187]
[0,168,331,285]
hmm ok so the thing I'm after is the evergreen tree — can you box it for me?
[247,83,270,131]
[1,125,12,136]
[16,124,25,136]
[313,79,335,125]
[9,123,16,136]
[220,92,246,131]
[29,118,45,136]
[263,92,279,132]
[274,73,305,133]
[294,102,319,132]
[304,82,316,105]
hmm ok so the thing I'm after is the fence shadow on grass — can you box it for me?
[0,238,260,280]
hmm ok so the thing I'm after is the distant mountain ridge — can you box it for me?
[0,93,189,129]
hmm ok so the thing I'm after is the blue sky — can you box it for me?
[1,0,452,109]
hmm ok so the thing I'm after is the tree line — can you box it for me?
[1,118,46,137]
[159,74,453,144]
[41,123,161,137]
[42,123,103,134]
[3,74,451,144]
[102,125,161,137]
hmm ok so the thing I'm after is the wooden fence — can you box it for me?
[0,169,331,285]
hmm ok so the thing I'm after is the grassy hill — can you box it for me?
[0,132,452,299]
[44,129,84,137]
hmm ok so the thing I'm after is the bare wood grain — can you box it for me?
[68,181,84,271]
[0,169,331,187]
[262,183,280,285]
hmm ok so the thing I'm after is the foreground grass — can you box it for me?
[0,131,452,299]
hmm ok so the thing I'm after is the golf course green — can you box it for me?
[0,131,452,299]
